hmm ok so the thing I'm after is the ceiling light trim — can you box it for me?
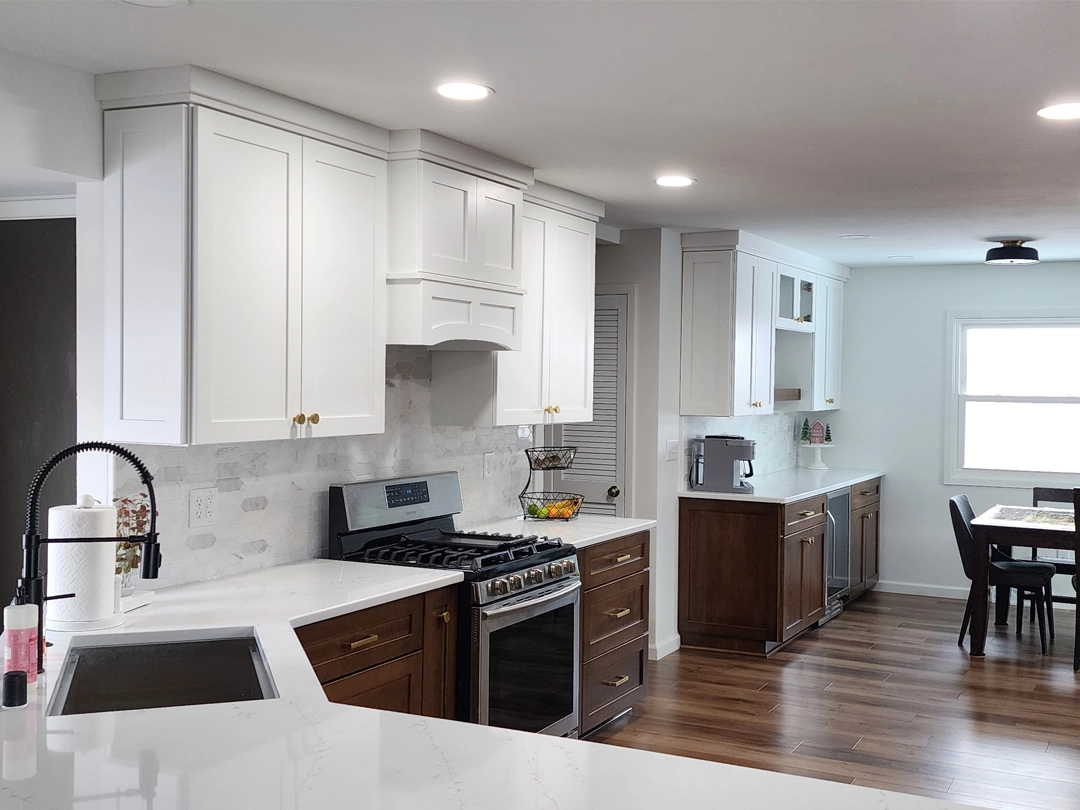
[437,82,494,101]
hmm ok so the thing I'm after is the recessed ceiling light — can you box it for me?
[1037,103,1080,120]
[656,176,695,187]
[887,255,915,260]
[838,234,870,240]
[437,83,494,101]
[118,0,190,7]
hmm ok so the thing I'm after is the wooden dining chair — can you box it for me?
[1030,487,1077,607]
[951,495,1056,655]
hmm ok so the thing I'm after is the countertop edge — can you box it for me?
[677,469,885,504]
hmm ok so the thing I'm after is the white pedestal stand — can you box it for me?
[800,443,835,471]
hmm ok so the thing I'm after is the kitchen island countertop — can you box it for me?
[1,557,972,810]
[679,466,884,504]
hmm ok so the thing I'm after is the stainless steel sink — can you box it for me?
[48,628,277,716]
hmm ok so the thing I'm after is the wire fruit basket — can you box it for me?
[520,446,584,520]
[524,447,577,470]
[519,492,584,521]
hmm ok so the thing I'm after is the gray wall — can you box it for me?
[0,218,77,594]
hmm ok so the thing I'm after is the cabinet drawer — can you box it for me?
[295,595,424,684]
[851,477,882,510]
[784,494,827,534]
[322,650,423,713]
[582,635,648,734]
[582,569,649,661]
[579,531,650,590]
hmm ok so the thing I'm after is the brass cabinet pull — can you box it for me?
[826,398,835,404]
[801,536,812,544]
[859,490,875,496]
[347,634,379,650]
[308,413,320,425]
[608,608,631,619]
[553,405,561,414]
[293,413,307,425]
[604,675,630,687]
[798,510,816,517]
[613,554,632,564]
[437,610,451,624]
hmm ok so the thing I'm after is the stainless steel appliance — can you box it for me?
[688,435,756,493]
[327,472,581,737]
[822,487,851,623]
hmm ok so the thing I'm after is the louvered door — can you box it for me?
[553,294,628,516]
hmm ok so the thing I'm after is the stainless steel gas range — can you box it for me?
[328,472,581,738]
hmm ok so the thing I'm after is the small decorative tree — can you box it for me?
[824,423,833,444]
[115,494,151,591]
[800,418,812,444]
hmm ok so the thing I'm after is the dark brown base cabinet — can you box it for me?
[295,585,458,719]
[849,478,882,598]
[678,495,829,656]
[579,531,651,736]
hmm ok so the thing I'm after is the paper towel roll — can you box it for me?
[46,504,118,626]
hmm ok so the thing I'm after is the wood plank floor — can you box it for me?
[589,592,1080,810]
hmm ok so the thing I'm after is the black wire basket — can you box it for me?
[519,491,584,520]
[524,446,578,470]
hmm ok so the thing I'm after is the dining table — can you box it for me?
[968,503,1077,663]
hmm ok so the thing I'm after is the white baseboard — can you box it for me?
[875,580,969,599]
[649,633,680,660]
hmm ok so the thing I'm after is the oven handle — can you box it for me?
[481,579,581,619]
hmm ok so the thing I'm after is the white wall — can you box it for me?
[596,229,683,659]
[0,48,101,184]
[830,261,1080,598]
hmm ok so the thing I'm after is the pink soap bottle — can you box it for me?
[3,589,38,691]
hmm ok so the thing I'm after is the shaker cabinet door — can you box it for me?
[421,162,477,279]
[476,178,523,288]
[191,107,303,444]
[300,139,387,438]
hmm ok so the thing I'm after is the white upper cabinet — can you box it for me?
[430,193,601,427]
[103,104,386,445]
[680,249,776,417]
[811,275,843,411]
[192,108,303,444]
[776,265,815,332]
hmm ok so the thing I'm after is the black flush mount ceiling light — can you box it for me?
[985,240,1039,265]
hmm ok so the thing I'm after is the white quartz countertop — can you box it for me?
[0,557,974,810]
[678,467,885,504]
[466,513,657,549]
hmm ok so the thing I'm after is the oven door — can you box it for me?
[473,578,581,737]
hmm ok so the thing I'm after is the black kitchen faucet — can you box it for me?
[18,441,163,673]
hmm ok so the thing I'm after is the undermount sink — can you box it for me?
[48,628,277,717]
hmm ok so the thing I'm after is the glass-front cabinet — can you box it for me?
[776,266,815,332]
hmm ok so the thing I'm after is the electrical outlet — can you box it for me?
[666,439,679,462]
[483,452,495,479]
[189,486,218,528]
[517,425,532,439]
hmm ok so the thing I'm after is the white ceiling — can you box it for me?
[2,1,1080,266]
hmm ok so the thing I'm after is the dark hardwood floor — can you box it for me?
[590,592,1080,810]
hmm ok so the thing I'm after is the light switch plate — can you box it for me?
[483,452,495,479]
[666,439,679,462]
[189,487,218,528]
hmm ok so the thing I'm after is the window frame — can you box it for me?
[944,309,1080,488]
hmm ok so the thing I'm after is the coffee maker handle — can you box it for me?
[745,459,754,479]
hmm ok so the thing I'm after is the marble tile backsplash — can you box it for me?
[114,346,533,590]
[681,412,805,486]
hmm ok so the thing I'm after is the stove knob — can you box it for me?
[529,569,544,585]
[509,574,524,591]
[549,562,564,577]
[564,559,576,574]
[494,578,510,595]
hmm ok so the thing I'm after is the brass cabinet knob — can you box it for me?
[608,485,621,498]
[553,405,561,414]
[293,413,307,425]
[544,406,554,414]
[826,398,835,404]
[438,610,451,624]
[308,413,320,425]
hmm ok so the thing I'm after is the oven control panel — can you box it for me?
[385,481,430,509]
